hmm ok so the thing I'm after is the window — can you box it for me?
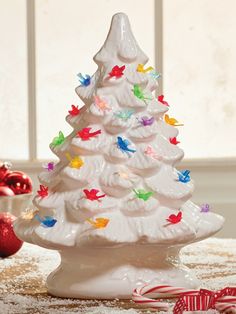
[0,0,28,159]
[1,0,235,162]
[163,0,236,158]
[35,0,155,159]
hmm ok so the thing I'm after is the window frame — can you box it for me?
[12,0,236,169]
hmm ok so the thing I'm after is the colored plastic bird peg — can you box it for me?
[87,218,110,229]
[139,116,155,126]
[169,137,180,145]
[132,84,152,101]
[37,185,49,198]
[76,127,101,141]
[94,96,111,111]
[136,64,154,73]
[83,189,106,201]
[66,153,84,169]
[149,70,161,80]
[178,170,191,183]
[109,65,125,78]
[201,204,210,213]
[166,211,182,224]
[77,73,91,86]
[43,162,54,172]
[114,109,134,121]
[133,189,153,201]
[117,136,136,156]
[51,131,65,146]
[144,145,162,161]
[164,114,184,126]
[21,209,39,220]
[34,214,57,228]
[115,171,130,179]
[158,95,169,106]
[68,105,80,116]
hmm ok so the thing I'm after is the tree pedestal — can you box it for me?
[46,245,199,299]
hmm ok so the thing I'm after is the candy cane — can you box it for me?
[132,285,236,313]
[133,284,198,311]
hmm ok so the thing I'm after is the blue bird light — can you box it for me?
[178,170,191,183]
[77,73,91,86]
[117,136,136,157]
[149,70,161,80]
[34,214,57,228]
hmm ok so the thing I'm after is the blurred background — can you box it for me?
[0,0,235,237]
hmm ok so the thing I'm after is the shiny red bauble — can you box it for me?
[0,185,15,196]
[0,161,12,181]
[4,171,33,195]
[0,212,23,258]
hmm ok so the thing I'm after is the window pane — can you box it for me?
[0,0,28,160]
[36,0,155,159]
[163,0,236,158]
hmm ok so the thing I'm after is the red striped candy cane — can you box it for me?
[132,284,198,311]
[132,285,236,313]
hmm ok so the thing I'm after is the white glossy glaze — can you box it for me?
[14,12,224,299]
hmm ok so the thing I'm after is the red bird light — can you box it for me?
[166,211,182,224]
[109,65,126,78]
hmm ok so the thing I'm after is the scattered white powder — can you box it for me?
[0,238,235,313]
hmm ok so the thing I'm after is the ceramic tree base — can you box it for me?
[46,245,199,299]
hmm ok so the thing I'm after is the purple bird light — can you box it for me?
[139,116,155,126]
[43,162,55,172]
[200,204,210,213]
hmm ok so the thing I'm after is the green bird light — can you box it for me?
[132,84,152,101]
[51,131,65,146]
[114,109,134,121]
[133,189,153,201]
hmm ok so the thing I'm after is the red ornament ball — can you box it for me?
[0,185,15,196]
[4,171,32,195]
[0,161,12,182]
[0,212,23,258]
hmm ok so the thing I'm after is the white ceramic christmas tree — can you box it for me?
[14,13,224,299]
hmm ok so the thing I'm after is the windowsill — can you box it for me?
[8,157,236,171]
